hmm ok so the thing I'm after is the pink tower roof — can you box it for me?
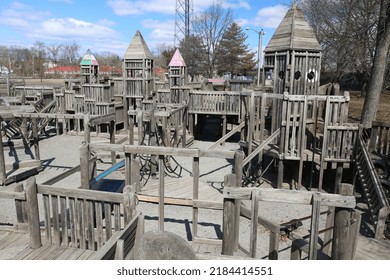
[168,49,186,67]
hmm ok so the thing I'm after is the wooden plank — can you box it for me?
[308,193,321,260]
[224,188,356,208]
[37,185,124,204]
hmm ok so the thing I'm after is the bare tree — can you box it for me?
[33,41,46,82]
[361,0,390,127]
[60,41,80,65]
[192,2,233,77]
[46,42,63,65]
[301,0,379,90]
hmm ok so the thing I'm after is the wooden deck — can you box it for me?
[0,228,97,260]
[2,228,388,260]
[137,176,224,208]
[355,236,390,260]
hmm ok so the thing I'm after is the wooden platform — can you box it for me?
[0,229,97,260]
[355,236,390,260]
[1,227,389,260]
[137,176,224,208]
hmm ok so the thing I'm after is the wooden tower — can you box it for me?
[80,49,99,84]
[263,3,322,96]
[168,49,189,103]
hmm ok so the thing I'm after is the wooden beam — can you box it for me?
[224,188,356,208]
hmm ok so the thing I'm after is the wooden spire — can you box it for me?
[264,4,321,53]
[123,30,153,59]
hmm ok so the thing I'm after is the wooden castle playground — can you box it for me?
[0,4,389,260]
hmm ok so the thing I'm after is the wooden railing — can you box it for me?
[223,184,357,260]
[189,91,241,115]
[8,177,136,251]
[369,121,390,160]
[355,129,390,239]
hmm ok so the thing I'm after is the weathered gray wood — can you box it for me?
[158,155,165,230]
[14,183,27,223]
[222,174,236,256]
[123,185,135,224]
[80,141,90,189]
[308,193,321,260]
[331,183,355,260]
[192,157,200,238]
[250,190,259,258]
[0,123,8,184]
[25,177,41,249]
[224,187,356,208]
[38,185,124,203]
[31,118,40,161]
[375,207,389,239]
[233,150,244,251]
[208,122,245,149]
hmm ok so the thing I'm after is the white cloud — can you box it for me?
[107,0,176,16]
[1,2,51,29]
[254,4,289,28]
[141,19,175,50]
[49,0,74,3]
[38,18,119,41]
[223,1,250,10]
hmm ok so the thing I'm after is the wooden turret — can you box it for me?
[168,49,189,103]
[80,49,99,84]
[263,3,322,95]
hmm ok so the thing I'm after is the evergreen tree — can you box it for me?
[179,35,208,79]
[215,22,256,78]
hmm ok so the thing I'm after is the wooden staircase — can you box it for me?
[355,129,390,239]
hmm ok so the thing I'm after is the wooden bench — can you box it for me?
[91,212,144,260]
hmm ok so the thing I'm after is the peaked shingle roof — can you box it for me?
[264,4,321,53]
[123,30,154,59]
[80,49,99,66]
[169,49,186,67]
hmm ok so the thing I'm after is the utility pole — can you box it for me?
[246,28,265,88]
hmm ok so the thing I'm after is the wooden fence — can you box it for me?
[2,177,137,252]
[223,183,358,260]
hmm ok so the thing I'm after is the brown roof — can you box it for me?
[123,30,154,59]
[264,4,321,53]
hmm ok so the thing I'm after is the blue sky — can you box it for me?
[0,0,292,58]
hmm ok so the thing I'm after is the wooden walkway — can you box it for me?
[1,228,389,260]
[137,176,224,207]
[355,236,390,260]
[0,229,97,260]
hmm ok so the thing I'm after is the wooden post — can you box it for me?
[331,183,355,259]
[14,183,27,223]
[123,185,136,224]
[192,156,200,238]
[80,141,90,189]
[125,153,131,186]
[25,177,41,249]
[131,157,141,192]
[158,155,165,230]
[250,189,259,258]
[222,174,236,256]
[222,115,227,146]
[31,118,40,161]
[0,122,6,185]
[21,118,28,139]
[182,105,187,147]
[129,115,134,145]
[335,162,344,188]
[109,120,116,165]
[233,150,244,251]
[84,113,91,143]
[308,192,321,260]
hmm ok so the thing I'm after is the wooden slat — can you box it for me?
[224,188,356,208]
